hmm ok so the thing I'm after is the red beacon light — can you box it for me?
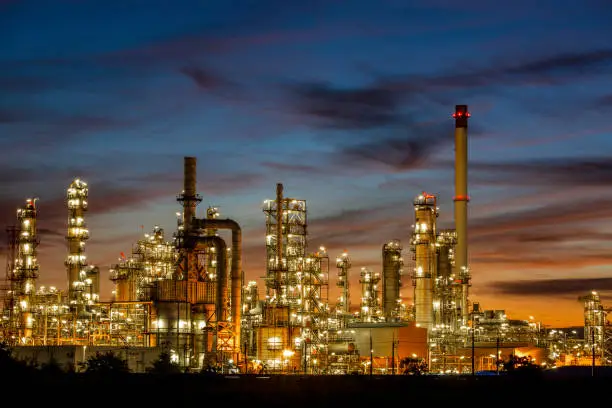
[452,111,471,118]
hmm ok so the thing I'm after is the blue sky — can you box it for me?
[2,0,612,327]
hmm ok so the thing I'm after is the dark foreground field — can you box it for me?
[2,367,608,406]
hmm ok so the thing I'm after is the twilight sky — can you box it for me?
[2,0,612,328]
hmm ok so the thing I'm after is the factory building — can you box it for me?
[0,105,610,373]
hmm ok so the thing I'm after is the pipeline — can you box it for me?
[187,235,227,325]
[193,218,242,352]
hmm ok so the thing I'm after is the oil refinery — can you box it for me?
[1,105,610,374]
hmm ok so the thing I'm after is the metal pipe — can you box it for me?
[191,235,227,324]
[453,105,470,325]
[194,218,242,354]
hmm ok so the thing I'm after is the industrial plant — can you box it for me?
[1,105,610,374]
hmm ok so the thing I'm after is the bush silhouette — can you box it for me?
[81,351,130,375]
[146,351,182,375]
[0,341,33,375]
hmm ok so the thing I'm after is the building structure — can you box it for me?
[1,106,607,373]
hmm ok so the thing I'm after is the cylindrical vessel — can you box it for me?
[153,301,194,366]
[382,240,402,320]
[114,279,136,302]
[412,193,437,330]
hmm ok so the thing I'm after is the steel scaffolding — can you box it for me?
[263,183,307,309]
[299,249,329,374]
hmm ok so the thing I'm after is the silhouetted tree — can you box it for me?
[201,363,221,376]
[0,341,31,374]
[399,357,428,375]
[502,354,542,376]
[81,351,130,375]
[39,357,64,375]
[502,353,517,371]
[0,341,13,363]
[147,351,181,375]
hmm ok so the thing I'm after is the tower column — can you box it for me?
[453,105,471,325]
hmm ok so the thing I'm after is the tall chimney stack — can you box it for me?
[182,157,199,231]
[453,105,471,325]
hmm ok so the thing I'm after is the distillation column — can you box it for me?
[2,226,19,341]
[335,251,351,315]
[11,199,40,341]
[65,179,93,310]
[579,291,606,361]
[382,240,403,321]
[359,267,381,322]
[453,105,471,325]
[411,193,437,330]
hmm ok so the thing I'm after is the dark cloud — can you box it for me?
[261,162,321,174]
[288,49,612,132]
[472,229,612,245]
[469,157,612,187]
[401,49,612,92]
[503,49,612,78]
[308,203,407,249]
[312,202,401,225]
[595,94,612,108]
[260,111,490,176]
[290,82,400,129]
[465,194,612,272]
[116,164,265,196]
[0,76,52,93]
[339,124,448,171]
[284,50,611,174]
[0,113,132,156]
[472,198,612,236]
[0,158,267,242]
[0,181,173,238]
[332,116,489,172]
[472,251,612,269]
[91,183,171,215]
[179,66,232,92]
[0,109,25,123]
[486,278,612,296]
[198,173,266,195]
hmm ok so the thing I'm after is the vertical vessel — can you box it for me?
[65,179,90,309]
[411,193,437,330]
